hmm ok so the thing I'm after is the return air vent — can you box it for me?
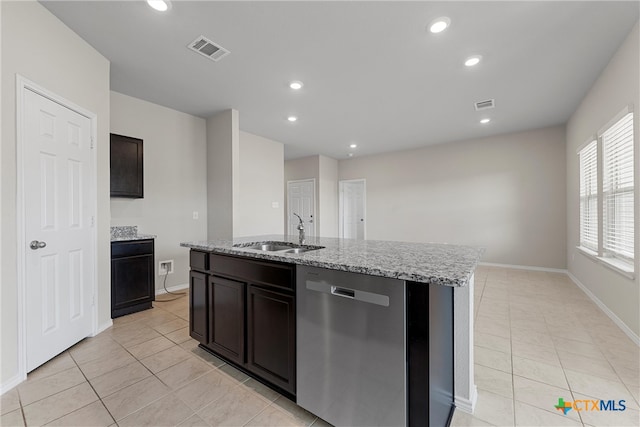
[474,99,495,111]
[188,36,230,62]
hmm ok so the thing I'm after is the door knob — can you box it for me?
[29,240,47,250]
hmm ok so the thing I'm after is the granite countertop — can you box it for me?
[111,226,156,242]
[181,235,483,287]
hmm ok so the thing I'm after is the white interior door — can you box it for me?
[287,179,316,237]
[340,179,366,240]
[23,87,94,372]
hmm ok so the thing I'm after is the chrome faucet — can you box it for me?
[293,213,305,244]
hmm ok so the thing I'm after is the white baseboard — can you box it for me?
[156,283,189,296]
[0,372,25,395]
[567,272,640,347]
[94,319,113,336]
[479,262,567,274]
[455,385,478,414]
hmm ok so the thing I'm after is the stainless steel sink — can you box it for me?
[233,241,324,254]
[249,244,293,251]
[282,248,309,254]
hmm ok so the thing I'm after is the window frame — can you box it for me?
[576,106,635,278]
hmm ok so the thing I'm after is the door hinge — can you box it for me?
[90,216,95,227]
[92,294,95,307]
[90,137,94,149]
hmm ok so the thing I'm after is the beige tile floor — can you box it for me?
[452,266,640,427]
[0,292,330,427]
[1,267,638,426]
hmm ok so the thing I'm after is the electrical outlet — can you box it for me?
[159,260,174,276]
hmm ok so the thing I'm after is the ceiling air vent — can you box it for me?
[188,36,230,62]
[474,99,495,111]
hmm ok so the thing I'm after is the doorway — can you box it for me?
[339,179,366,240]
[17,76,98,374]
[287,179,316,238]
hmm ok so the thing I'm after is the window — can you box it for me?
[577,110,635,274]
[579,140,598,251]
[602,112,634,262]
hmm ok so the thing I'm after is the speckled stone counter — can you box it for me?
[110,226,156,242]
[181,235,483,287]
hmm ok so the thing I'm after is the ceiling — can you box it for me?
[41,1,639,160]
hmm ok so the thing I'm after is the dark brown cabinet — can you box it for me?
[111,239,154,318]
[188,250,296,397]
[110,133,143,198]
[208,275,245,365]
[247,285,296,394]
[189,271,207,342]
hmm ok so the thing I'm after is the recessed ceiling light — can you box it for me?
[147,0,170,12]
[465,55,482,67]
[287,116,298,122]
[350,144,357,149]
[480,118,491,124]
[289,81,303,90]
[348,153,354,157]
[429,17,450,34]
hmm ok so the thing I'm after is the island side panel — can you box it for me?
[454,275,477,413]
[407,281,454,427]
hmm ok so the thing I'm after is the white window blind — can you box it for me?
[602,112,634,261]
[579,140,598,251]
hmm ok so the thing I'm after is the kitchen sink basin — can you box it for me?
[282,248,309,254]
[249,244,293,251]
[233,241,324,254]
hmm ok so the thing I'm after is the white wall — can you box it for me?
[339,125,567,269]
[1,1,110,389]
[110,92,207,292]
[234,131,284,237]
[566,23,639,337]
[206,109,239,239]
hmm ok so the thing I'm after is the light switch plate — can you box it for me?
[193,211,199,220]
[271,202,279,208]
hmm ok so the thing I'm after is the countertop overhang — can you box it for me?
[181,235,483,287]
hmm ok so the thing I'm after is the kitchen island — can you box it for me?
[181,235,483,427]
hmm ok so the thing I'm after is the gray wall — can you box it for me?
[206,109,238,239]
[235,131,285,237]
[284,156,320,235]
[318,155,339,237]
[110,91,207,292]
[1,0,111,388]
[566,23,639,337]
[339,125,567,269]
[284,155,338,237]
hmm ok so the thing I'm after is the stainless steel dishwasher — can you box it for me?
[296,265,406,427]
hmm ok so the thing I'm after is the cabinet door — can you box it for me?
[111,254,153,313]
[208,276,246,364]
[247,285,296,394]
[189,271,208,343]
[110,133,143,198]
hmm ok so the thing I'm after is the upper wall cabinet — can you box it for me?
[110,133,144,198]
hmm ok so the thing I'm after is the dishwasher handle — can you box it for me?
[331,286,355,299]
[306,280,390,307]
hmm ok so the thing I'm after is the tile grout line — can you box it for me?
[53,350,117,427]
[17,386,27,427]
[508,278,516,427]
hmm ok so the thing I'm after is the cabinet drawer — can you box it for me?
[111,240,154,258]
[210,254,294,291]
[190,250,209,272]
